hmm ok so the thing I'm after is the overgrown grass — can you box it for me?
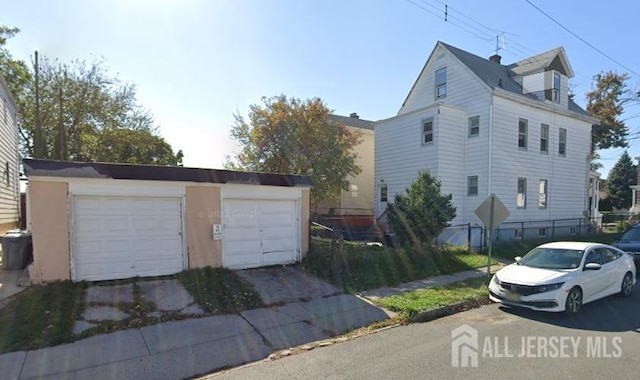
[303,238,492,292]
[0,268,264,354]
[487,232,617,260]
[0,281,86,353]
[176,267,264,314]
[375,277,488,319]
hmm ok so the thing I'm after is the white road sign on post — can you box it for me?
[474,194,510,280]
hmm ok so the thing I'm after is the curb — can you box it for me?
[411,297,493,323]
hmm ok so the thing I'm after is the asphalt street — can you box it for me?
[206,288,640,380]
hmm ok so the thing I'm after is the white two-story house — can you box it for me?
[375,42,597,239]
[0,73,20,234]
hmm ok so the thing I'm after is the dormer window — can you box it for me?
[552,72,561,103]
[435,67,447,99]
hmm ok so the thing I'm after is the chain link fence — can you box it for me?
[439,217,603,250]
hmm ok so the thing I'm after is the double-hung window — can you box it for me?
[540,124,549,153]
[517,177,527,208]
[539,179,547,209]
[559,128,567,156]
[422,119,433,144]
[435,68,447,99]
[468,116,479,137]
[518,119,528,149]
[380,185,388,203]
[467,176,478,196]
[552,72,561,103]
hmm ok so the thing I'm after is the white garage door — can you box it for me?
[72,195,184,281]
[223,199,299,269]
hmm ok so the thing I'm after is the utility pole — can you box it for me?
[57,70,65,160]
[34,50,43,158]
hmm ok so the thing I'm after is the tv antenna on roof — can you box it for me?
[495,32,507,55]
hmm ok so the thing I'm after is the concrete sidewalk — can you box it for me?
[0,284,389,379]
[0,262,509,379]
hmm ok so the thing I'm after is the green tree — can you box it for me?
[386,170,456,248]
[606,151,636,210]
[0,25,183,165]
[227,95,362,206]
[587,71,639,154]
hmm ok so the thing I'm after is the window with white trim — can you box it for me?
[468,116,479,137]
[540,124,549,153]
[518,118,528,149]
[422,119,433,144]
[435,67,447,99]
[539,179,547,209]
[559,128,567,156]
[552,72,561,103]
[517,177,527,208]
[380,185,388,203]
[467,175,478,196]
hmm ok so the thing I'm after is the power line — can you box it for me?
[524,0,640,77]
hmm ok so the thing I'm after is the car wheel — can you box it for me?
[565,287,582,315]
[620,272,634,297]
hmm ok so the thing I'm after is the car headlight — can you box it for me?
[491,275,500,286]
[534,282,564,294]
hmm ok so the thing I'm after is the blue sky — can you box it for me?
[2,0,639,178]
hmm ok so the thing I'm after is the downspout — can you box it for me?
[488,97,494,195]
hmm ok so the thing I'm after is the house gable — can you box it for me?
[398,42,493,115]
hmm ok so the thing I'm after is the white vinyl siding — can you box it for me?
[489,95,591,222]
[0,84,19,229]
[379,43,592,228]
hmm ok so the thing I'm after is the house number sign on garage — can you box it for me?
[213,224,223,240]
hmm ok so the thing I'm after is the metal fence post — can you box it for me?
[552,220,555,239]
[467,222,471,251]
[521,221,525,241]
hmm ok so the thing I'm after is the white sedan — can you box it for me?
[488,241,636,314]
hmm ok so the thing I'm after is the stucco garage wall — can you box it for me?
[28,180,70,283]
[186,186,222,268]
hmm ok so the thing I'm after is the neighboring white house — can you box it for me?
[0,73,20,234]
[375,42,597,236]
[315,113,375,218]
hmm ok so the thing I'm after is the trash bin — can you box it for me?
[1,230,33,270]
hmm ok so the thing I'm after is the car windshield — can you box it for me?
[619,228,640,242]
[518,247,584,269]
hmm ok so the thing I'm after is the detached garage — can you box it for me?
[23,159,312,283]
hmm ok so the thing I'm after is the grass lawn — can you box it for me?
[303,238,494,292]
[375,277,488,320]
[0,267,263,354]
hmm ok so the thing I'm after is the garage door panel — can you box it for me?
[263,251,296,265]
[223,199,298,269]
[73,195,184,281]
[261,226,294,239]
[225,254,262,269]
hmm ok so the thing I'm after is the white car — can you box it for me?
[488,241,636,314]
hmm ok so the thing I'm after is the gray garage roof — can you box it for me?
[23,159,313,187]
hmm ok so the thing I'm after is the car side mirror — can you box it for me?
[514,256,522,263]
[584,263,602,271]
